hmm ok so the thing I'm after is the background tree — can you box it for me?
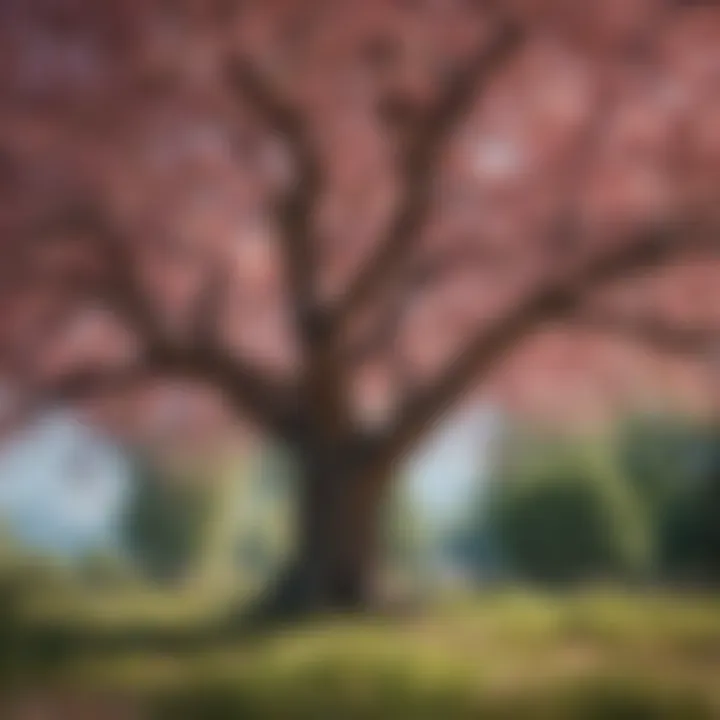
[0,0,719,615]
[121,454,217,586]
[618,416,720,585]
[485,436,652,585]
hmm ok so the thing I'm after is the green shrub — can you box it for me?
[121,455,218,586]
[487,438,652,585]
[617,416,720,585]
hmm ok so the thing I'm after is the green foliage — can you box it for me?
[0,562,718,718]
[0,543,84,682]
[149,674,716,720]
[457,416,720,588]
[120,455,218,586]
[487,438,652,585]
[617,416,720,584]
[77,551,139,589]
[42,592,720,720]
[382,479,431,569]
[233,443,295,587]
[617,416,710,512]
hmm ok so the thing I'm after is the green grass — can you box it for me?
[2,589,720,718]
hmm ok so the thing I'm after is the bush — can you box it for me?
[487,438,652,585]
[121,455,217,586]
[617,416,720,585]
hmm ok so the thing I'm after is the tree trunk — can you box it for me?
[253,449,391,619]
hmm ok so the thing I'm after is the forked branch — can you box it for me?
[25,202,296,437]
[227,58,322,340]
[369,220,720,472]
[333,14,525,329]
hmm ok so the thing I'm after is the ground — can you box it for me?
[2,588,720,718]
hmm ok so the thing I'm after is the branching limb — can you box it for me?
[333,13,525,328]
[226,58,352,439]
[226,58,322,338]
[24,202,297,437]
[0,361,152,445]
[368,220,720,473]
[344,243,506,366]
[191,252,234,352]
[31,202,172,356]
[565,308,720,357]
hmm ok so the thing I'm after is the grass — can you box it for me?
[2,588,718,718]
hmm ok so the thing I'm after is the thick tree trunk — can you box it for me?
[253,450,391,619]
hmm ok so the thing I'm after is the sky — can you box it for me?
[0,405,501,557]
[0,412,129,555]
[404,403,501,525]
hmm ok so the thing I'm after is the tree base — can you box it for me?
[224,559,377,635]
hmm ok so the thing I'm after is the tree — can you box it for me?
[0,0,719,615]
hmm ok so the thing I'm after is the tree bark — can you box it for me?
[252,447,391,619]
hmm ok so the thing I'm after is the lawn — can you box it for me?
[2,589,720,718]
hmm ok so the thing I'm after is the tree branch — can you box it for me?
[344,243,506,366]
[191,252,233,351]
[332,15,524,329]
[226,58,322,339]
[565,308,720,357]
[226,58,350,440]
[178,345,299,438]
[369,220,720,472]
[32,202,171,355]
[227,57,367,440]
[26,202,297,437]
[0,361,152,445]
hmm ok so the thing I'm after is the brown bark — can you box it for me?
[254,447,391,619]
